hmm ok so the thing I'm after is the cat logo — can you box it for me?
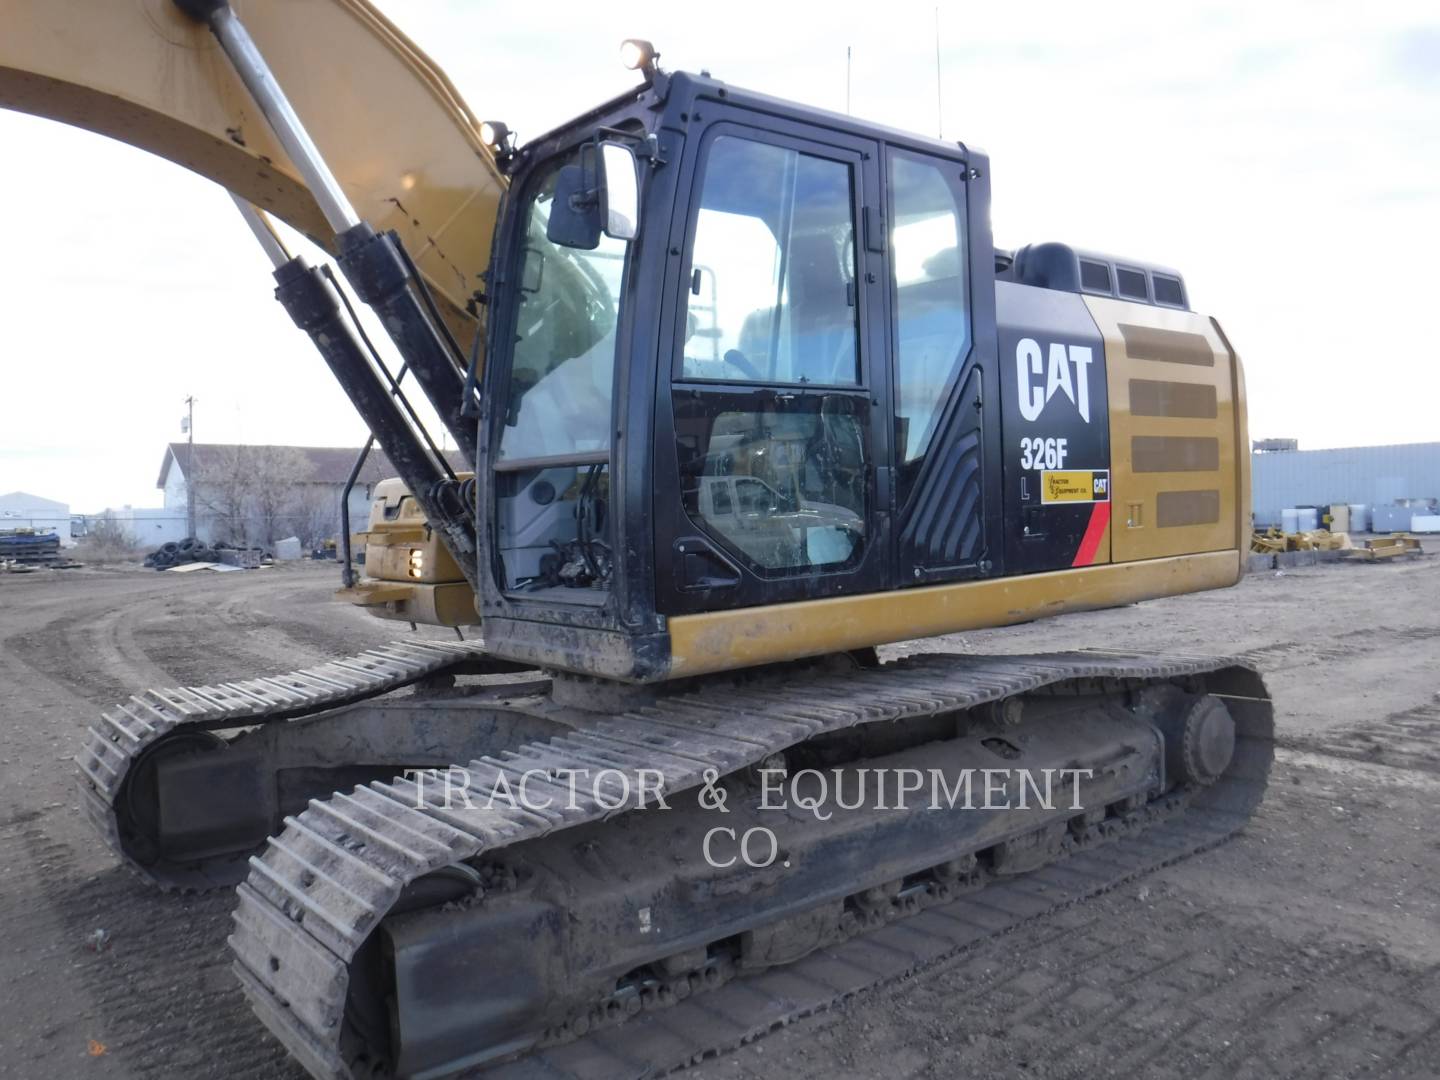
[1016,339,1094,423]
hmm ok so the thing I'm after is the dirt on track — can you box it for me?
[1,554,1438,1079]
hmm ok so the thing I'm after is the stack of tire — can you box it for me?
[143,536,220,570]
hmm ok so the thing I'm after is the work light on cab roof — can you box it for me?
[478,119,511,152]
[620,37,659,77]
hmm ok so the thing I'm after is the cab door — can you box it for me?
[653,115,891,616]
[884,145,1000,585]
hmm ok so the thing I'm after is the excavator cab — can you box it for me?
[350,58,1245,687]
[460,70,1005,680]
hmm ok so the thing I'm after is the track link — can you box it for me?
[501,788,1212,1079]
[227,650,1273,1079]
[75,640,492,889]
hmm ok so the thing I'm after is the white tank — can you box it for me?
[1348,503,1369,532]
[1297,508,1320,532]
[1281,508,1300,534]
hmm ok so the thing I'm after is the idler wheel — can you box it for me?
[1171,695,1236,786]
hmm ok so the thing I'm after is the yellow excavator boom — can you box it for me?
[0,0,503,347]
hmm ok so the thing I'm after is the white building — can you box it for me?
[0,491,72,544]
[156,443,465,546]
[1252,441,1440,527]
[99,506,190,546]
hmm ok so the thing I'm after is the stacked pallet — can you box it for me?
[0,528,61,565]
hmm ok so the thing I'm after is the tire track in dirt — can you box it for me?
[2,585,179,708]
[0,814,301,1080]
[91,605,177,690]
[0,568,464,1077]
[1279,701,1440,775]
[0,569,372,1078]
[121,569,461,687]
[1239,623,1440,676]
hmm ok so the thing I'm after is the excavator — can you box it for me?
[3,2,1273,1076]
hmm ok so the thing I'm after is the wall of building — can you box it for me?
[185,481,363,546]
[0,492,72,544]
[105,507,190,546]
[1252,442,1440,526]
[157,444,415,547]
[162,465,188,512]
[345,484,373,538]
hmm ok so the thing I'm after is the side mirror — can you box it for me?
[599,141,639,241]
[546,163,601,250]
[545,140,641,250]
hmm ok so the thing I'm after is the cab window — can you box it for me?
[675,133,868,576]
[681,135,858,386]
[889,149,970,484]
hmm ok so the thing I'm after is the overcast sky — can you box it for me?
[0,0,1436,511]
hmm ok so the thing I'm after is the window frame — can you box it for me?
[491,144,634,472]
[652,106,893,616]
[666,122,877,583]
[670,386,872,578]
[883,145,975,489]
[671,122,871,393]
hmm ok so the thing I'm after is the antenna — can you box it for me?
[846,45,852,115]
[934,7,943,138]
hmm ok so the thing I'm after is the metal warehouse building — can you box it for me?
[1252,442,1440,527]
[0,490,72,544]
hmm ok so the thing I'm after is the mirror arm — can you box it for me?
[595,127,665,167]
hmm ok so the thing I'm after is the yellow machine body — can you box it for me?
[337,477,480,627]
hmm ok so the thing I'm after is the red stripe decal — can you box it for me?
[1071,501,1111,567]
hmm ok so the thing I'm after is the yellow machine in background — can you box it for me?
[343,476,479,626]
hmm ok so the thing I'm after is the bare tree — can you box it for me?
[292,484,342,549]
[191,445,251,544]
[80,511,139,559]
[249,447,314,546]
[190,446,315,546]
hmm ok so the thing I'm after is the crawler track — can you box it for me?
[493,790,1223,1079]
[227,650,1272,1079]
[75,640,493,889]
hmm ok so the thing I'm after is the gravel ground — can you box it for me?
[0,552,1437,1078]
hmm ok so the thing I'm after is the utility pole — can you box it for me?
[183,396,196,539]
